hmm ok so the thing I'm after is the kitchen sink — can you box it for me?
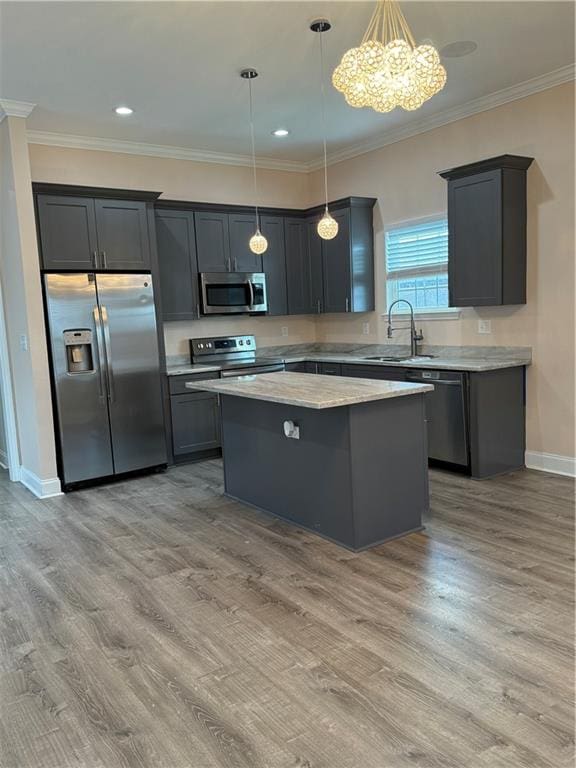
[364,355,435,363]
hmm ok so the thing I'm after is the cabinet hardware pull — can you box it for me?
[101,251,107,268]
[317,299,321,314]
[92,251,98,268]
[345,297,349,312]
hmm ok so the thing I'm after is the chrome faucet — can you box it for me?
[387,299,424,357]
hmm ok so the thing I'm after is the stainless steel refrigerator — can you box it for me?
[44,273,167,489]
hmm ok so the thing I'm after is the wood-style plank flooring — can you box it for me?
[0,462,574,768]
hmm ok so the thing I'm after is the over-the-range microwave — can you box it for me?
[199,272,267,315]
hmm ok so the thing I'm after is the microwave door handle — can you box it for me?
[247,280,255,308]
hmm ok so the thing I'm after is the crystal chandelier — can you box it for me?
[311,20,339,241]
[240,68,268,255]
[332,0,447,113]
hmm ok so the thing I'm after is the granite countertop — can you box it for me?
[185,371,433,409]
[166,344,532,376]
[274,353,529,372]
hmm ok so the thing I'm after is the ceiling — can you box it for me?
[1,1,574,167]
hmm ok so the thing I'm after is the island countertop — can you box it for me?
[185,371,433,409]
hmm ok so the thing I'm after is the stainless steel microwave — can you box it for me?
[199,272,267,315]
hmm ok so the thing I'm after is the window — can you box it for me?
[385,218,449,311]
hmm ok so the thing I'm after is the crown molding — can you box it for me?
[0,99,36,122]
[309,64,576,171]
[24,64,574,173]
[25,130,309,173]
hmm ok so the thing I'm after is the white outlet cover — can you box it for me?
[478,319,492,334]
[362,322,370,335]
[281,326,289,337]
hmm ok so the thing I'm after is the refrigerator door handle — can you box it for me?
[100,305,115,403]
[93,306,107,400]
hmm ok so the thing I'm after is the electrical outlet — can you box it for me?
[478,319,492,335]
[19,334,28,351]
[362,322,370,335]
[281,326,289,337]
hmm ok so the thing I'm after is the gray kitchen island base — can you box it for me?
[220,393,429,551]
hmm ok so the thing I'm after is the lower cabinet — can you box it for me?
[168,374,221,461]
[318,362,342,376]
[340,364,406,381]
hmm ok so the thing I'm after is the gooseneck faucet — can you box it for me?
[387,299,424,357]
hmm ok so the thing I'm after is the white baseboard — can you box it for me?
[19,466,63,498]
[525,451,576,478]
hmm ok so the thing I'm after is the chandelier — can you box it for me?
[332,0,447,113]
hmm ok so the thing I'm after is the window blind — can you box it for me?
[386,219,448,274]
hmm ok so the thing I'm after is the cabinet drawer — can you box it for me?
[318,362,342,376]
[341,364,406,381]
[285,361,319,374]
[170,392,221,455]
[169,372,219,395]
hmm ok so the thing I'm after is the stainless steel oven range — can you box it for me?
[189,334,284,377]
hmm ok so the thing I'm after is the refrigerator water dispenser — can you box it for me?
[63,329,94,373]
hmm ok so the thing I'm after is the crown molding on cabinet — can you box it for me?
[306,64,575,171]
[25,130,309,173]
[25,64,574,172]
[0,99,36,122]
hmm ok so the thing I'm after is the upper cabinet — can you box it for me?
[35,185,159,272]
[155,209,200,321]
[305,198,376,314]
[260,215,287,316]
[228,213,264,272]
[194,212,231,272]
[439,154,533,307]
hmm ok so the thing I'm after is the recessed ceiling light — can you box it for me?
[440,40,478,58]
[272,128,290,137]
[115,106,133,115]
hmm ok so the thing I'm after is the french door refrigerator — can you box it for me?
[44,273,167,489]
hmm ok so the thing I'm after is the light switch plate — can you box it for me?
[478,319,492,335]
[19,334,28,351]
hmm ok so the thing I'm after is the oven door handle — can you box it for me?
[247,280,255,308]
[221,364,284,378]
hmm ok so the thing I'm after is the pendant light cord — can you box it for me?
[248,77,260,230]
[318,27,329,211]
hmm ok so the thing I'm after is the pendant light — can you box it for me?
[240,68,268,255]
[311,20,339,241]
[332,0,446,113]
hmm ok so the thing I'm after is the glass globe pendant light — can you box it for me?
[311,20,339,241]
[332,0,446,113]
[241,68,268,255]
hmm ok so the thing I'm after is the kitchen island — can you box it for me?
[186,372,433,550]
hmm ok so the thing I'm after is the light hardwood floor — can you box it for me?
[0,462,573,768]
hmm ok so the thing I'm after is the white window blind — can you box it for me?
[385,218,449,310]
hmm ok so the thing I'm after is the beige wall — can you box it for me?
[28,82,575,460]
[308,83,575,460]
[0,117,58,484]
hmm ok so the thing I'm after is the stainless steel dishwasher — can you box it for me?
[405,369,469,466]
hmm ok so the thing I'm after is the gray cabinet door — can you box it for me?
[284,361,319,374]
[195,212,230,272]
[94,199,151,270]
[261,215,287,315]
[306,217,324,314]
[285,218,314,314]
[171,392,221,455]
[448,170,502,306]
[229,213,263,272]
[321,209,351,313]
[37,195,99,270]
[155,210,199,321]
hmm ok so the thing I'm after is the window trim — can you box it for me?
[384,213,451,314]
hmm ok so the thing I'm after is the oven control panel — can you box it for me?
[190,335,255,358]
